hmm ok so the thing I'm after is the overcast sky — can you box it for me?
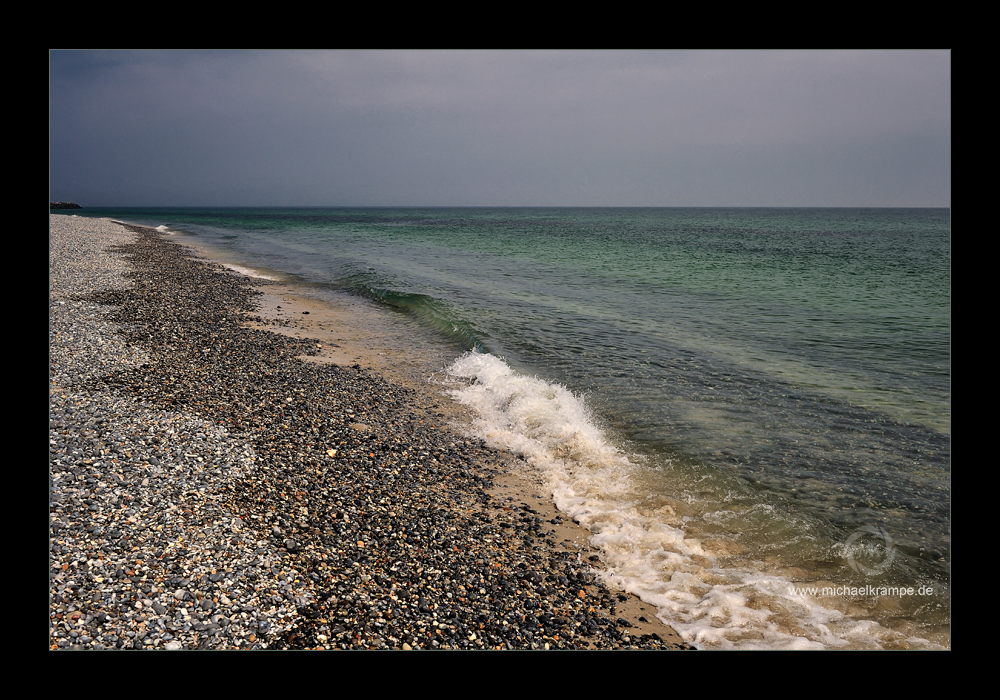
[49,50,950,208]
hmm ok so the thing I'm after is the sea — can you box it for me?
[64,207,950,649]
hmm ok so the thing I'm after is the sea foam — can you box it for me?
[444,350,942,650]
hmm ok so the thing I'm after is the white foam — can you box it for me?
[444,350,944,650]
[223,263,278,281]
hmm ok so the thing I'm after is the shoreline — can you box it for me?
[232,278,690,645]
[50,215,692,650]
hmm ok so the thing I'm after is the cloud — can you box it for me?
[50,50,949,207]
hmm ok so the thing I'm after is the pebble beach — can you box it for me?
[49,215,694,650]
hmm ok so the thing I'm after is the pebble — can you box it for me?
[49,215,694,650]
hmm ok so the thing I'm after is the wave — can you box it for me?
[342,277,489,352]
[442,350,945,650]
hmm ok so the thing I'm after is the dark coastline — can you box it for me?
[50,217,693,650]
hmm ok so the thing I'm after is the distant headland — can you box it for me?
[50,202,82,209]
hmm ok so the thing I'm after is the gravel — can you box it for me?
[49,215,694,650]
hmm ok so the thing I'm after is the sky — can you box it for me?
[49,50,950,208]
